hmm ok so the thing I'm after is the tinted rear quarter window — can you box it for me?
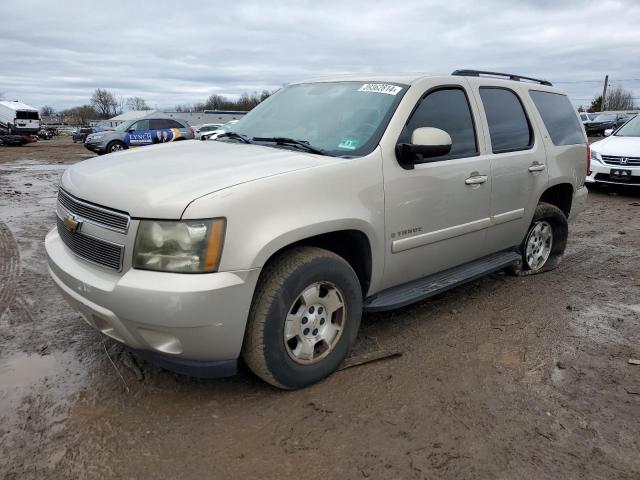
[167,119,184,129]
[529,91,584,146]
[479,87,532,153]
[399,88,477,160]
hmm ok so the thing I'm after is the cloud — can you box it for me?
[0,0,638,110]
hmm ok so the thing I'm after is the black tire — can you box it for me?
[242,247,363,389]
[508,202,568,276]
[106,140,127,154]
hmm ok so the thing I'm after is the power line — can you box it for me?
[554,78,640,84]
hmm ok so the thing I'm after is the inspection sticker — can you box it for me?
[337,137,360,150]
[358,84,402,95]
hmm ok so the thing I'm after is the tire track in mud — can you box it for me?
[0,222,21,320]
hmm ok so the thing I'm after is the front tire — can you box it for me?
[242,247,363,389]
[508,202,568,276]
[106,140,127,154]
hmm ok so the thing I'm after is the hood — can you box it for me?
[62,140,333,218]
[591,136,640,157]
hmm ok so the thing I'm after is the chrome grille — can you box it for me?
[58,189,130,233]
[601,155,640,166]
[57,217,124,271]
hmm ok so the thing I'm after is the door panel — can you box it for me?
[381,84,492,289]
[125,119,152,147]
[469,80,549,251]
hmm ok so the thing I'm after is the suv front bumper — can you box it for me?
[45,227,261,378]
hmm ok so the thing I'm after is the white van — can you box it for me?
[0,101,41,134]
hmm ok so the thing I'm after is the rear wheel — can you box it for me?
[106,140,126,153]
[508,202,568,276]
[242,247,362,389]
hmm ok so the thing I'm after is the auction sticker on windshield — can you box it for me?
[358,84,403,95]
[338,137,360,150]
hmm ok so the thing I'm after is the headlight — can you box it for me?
[590,149,602,163]
[133,218,226,273]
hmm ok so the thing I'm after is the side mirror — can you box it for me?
[127,128,135,133]
[604,128,613,137]
[396,127,452,169]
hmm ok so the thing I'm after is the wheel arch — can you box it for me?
[257,228,374,297]
[539,182,574,218]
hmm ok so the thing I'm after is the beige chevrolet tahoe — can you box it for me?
[46,70,588,389]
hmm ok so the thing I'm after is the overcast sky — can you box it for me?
[1,0,639,111]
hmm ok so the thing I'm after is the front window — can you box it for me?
[614,115,640,137]
[228,81,407,156]
[115,120,136,132]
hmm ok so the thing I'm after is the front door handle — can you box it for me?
[528,163,546,172]
[465,175,488,185]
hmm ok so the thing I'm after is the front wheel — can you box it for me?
[106,140,127,154]
[508,202,568,276]
[242,247,363,389]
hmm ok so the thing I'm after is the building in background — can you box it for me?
[106,110,247,128]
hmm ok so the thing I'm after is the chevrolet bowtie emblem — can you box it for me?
[63,213,82,233]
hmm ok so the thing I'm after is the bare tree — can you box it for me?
[90,88,119,119]
[59,105,99,126]
[605,86,635,111]
[171,90,273,113]
[126,96,151,111]
[40,105,56,117]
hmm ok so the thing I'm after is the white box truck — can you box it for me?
[0,101,41,134]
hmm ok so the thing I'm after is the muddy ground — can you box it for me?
[1,138,639,479]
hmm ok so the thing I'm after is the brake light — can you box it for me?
[189,127,195,135]
[586,144,591,175]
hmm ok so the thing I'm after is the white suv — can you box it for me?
[46,70,588,389]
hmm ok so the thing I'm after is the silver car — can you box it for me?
[47,70,587,389]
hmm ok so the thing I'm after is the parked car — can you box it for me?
[587,114,639,187]
[194,123,223,140]
[46,70,587,389]
[585,112,629,136]
[84,117,194,154]
[73,127,94,143]
[38,129,53,140]
[0,134,29,146]
[0,100,41,135]
[200,120,239,141]
[579,112,596,124]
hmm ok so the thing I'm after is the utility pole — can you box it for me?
[601,75,609,112]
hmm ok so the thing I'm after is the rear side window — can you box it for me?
[167,119,184,129]
[480,87,532,153]
[529,91,584,146]
[399,88,477,160]
[151,119,185,129]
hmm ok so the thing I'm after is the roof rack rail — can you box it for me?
[451,69,553,86]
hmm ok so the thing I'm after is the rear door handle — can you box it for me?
[528,163,546,172]
[465,175,488,185]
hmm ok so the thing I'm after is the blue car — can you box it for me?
[84,117,194,155]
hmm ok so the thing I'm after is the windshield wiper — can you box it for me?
[215,131,253,144]
[252,137,333,156]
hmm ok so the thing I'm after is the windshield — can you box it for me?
[594,114,616,122]
[227,81,407,156]
[614,115,639,137]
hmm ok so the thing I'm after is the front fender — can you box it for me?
[182,150,386,293]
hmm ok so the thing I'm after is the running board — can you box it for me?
[364,251,521,312]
